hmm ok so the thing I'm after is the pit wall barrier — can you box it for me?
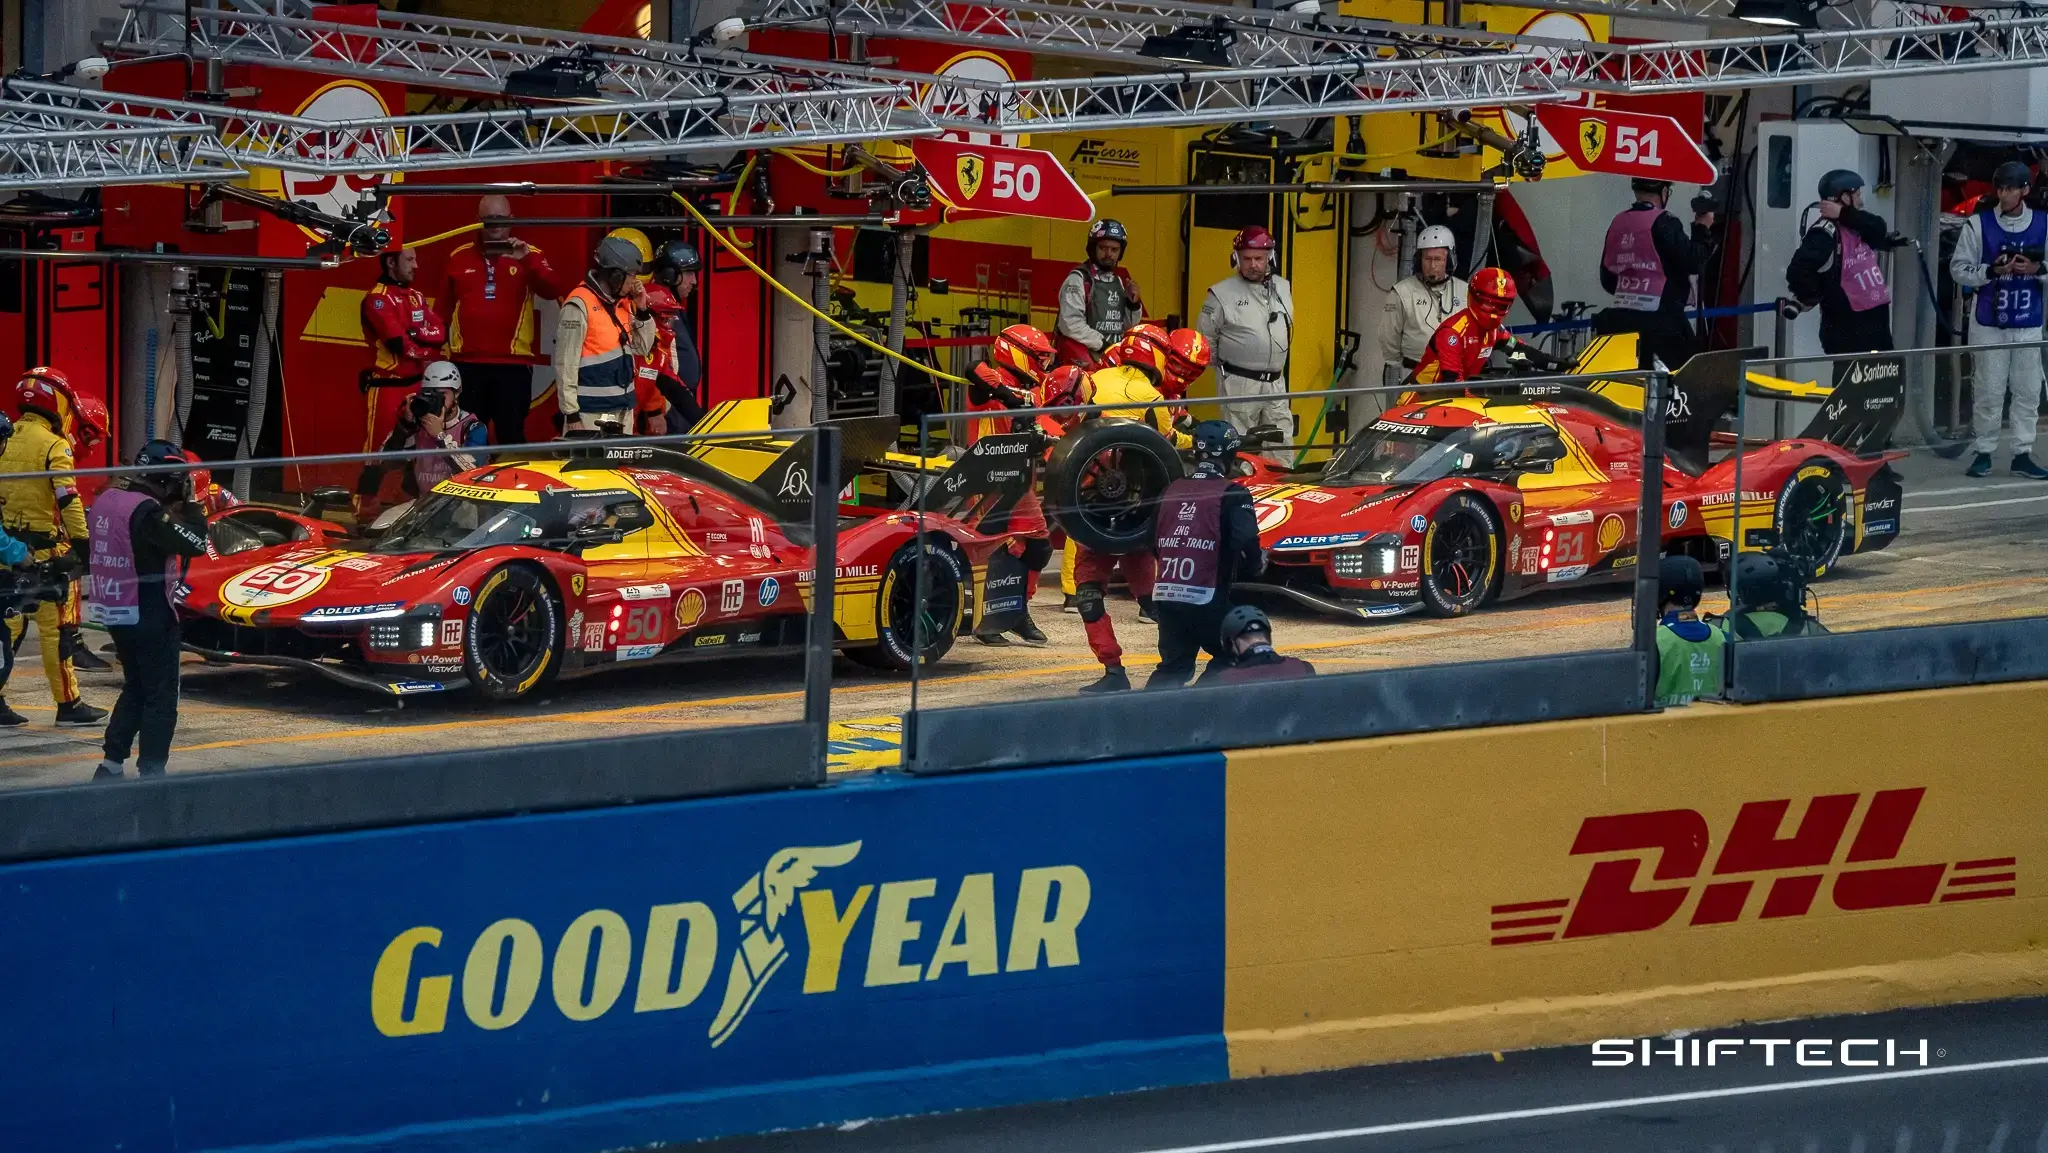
[4,682,2045,1152]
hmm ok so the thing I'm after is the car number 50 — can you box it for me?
[1613,125,1662,167]
[992,161,1040,202]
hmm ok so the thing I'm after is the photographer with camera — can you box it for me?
[1654,555,1727,708]
[1952,161,2048,480]
[443,195,572,447]
[0,372,105,727]
[86,442,209,779]
[361,362,487,511]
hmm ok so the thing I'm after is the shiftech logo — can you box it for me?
[368,842,1093,1044]
[1489,788,2016,945]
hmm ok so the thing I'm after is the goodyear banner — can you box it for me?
[0,756,1225,1152]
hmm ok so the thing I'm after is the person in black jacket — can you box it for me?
[1197,605,1316,684]
[87,442,209,779]
[1786,169,1913,356]
[1593,178,1717,371]
[1143,421,1263,690]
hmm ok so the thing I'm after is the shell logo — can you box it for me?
[1597,513,1627,552]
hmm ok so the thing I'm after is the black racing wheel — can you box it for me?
[1418,492,1504,618]
[851,537,966,672]
[1773,460,1850,577]
[463,564,563,701]
[1044,418,1183,555]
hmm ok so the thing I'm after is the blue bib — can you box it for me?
[1975,207,2048,329]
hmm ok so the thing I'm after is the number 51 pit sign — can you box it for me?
[912,138,1095,222]
[1535,105,1716,186]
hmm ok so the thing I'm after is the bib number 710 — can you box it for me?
[1614,125,1663,167]
[991,161,1041,202]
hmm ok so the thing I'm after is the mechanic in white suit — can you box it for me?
[1952,160,2048,480]
[1196,225,1294,456]
[1380,225,1469,387]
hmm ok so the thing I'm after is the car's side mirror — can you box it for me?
[567,525,626,550]
[1244,423,1286,447]
[1507,440,1566,473]
[308,486,352,513]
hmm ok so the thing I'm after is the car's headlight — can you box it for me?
[368,614,439,651]
[1334,535,1401,579]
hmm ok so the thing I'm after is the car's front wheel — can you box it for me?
[463,564,563,701]
[1418,493,1503,618]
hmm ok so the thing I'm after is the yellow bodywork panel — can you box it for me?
[1565,332,1827,411]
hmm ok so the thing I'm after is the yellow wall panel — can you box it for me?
[1225,682,2048,1077]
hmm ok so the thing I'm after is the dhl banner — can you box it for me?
[2,681,2045,1151]
[0,757,1225,1152]
[1225,680,2048,1076]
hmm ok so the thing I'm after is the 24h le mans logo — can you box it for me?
[1489,788,2016,945]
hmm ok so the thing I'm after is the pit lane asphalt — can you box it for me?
[0,447,2040,789]
[675,996,2048,1153]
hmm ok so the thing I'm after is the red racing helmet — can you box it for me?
[71,393,108,451]
[1104,322,1170,373]
[1163,328,1213,394]
[1470,267,1518,322]
[1232,224,1278,253]
[12,367,79,433]
[988,324,1055,383]
[1035,364,1086,410]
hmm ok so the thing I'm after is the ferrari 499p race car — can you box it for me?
[1043,341,1906,621]
[177,418,1036,701]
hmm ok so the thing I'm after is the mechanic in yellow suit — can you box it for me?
[0,369,106,727]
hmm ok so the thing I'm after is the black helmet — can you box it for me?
[593,235,644,273]
[1818,169,1865,199]
[132,439,192,501]
[1219,603,1272,650]
[1994,160,2034,190]
[1630,177,1673,196]
[1189,419,1242,472]
[1732,551,1790,611]
[0,411,13,447]
[1088,218,1127,246]
[1657,554,1705,608]
[652,239,701,285]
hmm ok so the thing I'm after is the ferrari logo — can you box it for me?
[570,574,584,597]
[1580,119,1607,163]
[956,153,986,200]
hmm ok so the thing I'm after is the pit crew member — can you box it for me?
[1381,224,1467,387]
[1410,268,1565,387]
[443,195,572,446]
[0,414,38,725]
[360,245,447,464]
[87,440,209,779]
[1145,420,1263,690]
[1951,161,2048,479]
[557,236,658,435]
[963,324,1058,646]
[1197,225,1294,449]
[642,239,707,432]
[0,371,105,726]
[1056,219,1144,367]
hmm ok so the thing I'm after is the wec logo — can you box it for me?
[1490,788,2016,946]
[368,842,1092,1046]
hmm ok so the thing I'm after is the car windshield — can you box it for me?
[1322,419,1476,486]
[372,494,548,553]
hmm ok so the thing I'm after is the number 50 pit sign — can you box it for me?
[1535,106,1716,186]
[913,138,1095,222]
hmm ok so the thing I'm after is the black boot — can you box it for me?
[1012,612,1048,646]
[67,630,110,671]
[55,700,107,727]
[0,701,26,727]
[1080,666,1131,693]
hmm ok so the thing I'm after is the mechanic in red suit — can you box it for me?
[963,324,1058,646]
[359,246,446,509]
[1409,267,1562,388]
[441,195,572,446]
[1071,325,1211,693]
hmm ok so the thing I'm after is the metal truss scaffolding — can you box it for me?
[0,97,244,189]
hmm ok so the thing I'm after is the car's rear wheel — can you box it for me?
[1419,493,1503,618]
[850,537,965,672]
[1773,460,1850,576]
[463,564,563,701]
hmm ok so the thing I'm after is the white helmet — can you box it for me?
[420,360,463,392]
[1416,224,1456,255]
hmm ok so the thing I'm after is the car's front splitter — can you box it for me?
[182,645,462,698]
[1235,582,1426,621]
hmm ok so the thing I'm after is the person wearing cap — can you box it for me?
[1197,605,1316,684]
[1197,225,1295,455]
[1787,169,1912,359]
[1654,554,1727,708]
[1594,178,1717,372]
[86,440,209,779]
[360,246,447,499]
[556,235,659,435]
[1380,224,1468,391]
[1056,219,1145,367]
[442,196,572,447]
[1143,419,1263,690]
[1952,161,2048,479]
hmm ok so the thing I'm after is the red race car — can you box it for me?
[177,431,1033,700]
[1225,348,1905,620]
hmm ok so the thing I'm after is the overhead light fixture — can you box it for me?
[1731,0,1818,28]
[1287,0,1322,15]
[1137,23,1236,67]
[503,54,601,100]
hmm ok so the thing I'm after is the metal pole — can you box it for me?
[169,264,196,449]
[1771,304,1789,441]
[234,269,280,499]
[1386,201,1419,389]
[1631,366,1670,709]
[878,228,912,419]
[808,227,832,424]
[804,424,840,783]
[1467,186,1495,279]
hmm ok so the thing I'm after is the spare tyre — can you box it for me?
[1045,418,1183,555]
